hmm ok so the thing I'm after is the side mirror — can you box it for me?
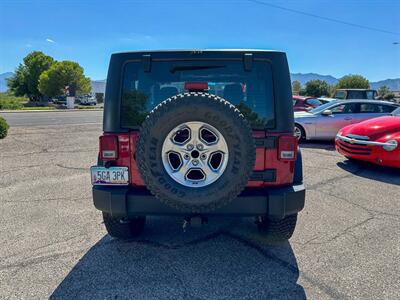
[321,110,332,116]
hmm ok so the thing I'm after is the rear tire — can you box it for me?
[103,212,145,239]
[257,214,298,241]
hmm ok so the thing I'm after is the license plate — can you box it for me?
[91,166,129,185]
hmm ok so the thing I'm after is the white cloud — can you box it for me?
[118,33,156,43]
[46,38,55,43]
[25,43,32,48]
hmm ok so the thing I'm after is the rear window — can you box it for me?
[305,98,322,107]
[346,90,366,99]
[120,60,275,129]
[335,91,346,99]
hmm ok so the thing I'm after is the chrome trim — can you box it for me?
[345,134,370,141]
[336,134,393,147]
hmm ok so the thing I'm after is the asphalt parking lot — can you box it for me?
[0,112,399,299]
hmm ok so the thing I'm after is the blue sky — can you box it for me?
[1,0,399,81]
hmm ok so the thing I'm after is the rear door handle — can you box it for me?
[344,117,352,120]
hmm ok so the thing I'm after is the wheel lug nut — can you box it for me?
[197,144,204,150]
[200,154,207,160]
[187,144,194,150]
[192,159,199,166]
[184,154,190,160]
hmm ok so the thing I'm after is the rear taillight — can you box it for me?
[99,135,118,160]
[278,136,298,161]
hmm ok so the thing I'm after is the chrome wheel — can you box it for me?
[294,125,303,140]
[161,121,229,188]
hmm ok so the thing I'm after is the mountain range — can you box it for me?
[291,73,400,91]
[0,72,14,93]
[1,72,399,93]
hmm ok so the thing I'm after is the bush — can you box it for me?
[0,92,26,110]
[0,116,9,139]
[383,93,395,100]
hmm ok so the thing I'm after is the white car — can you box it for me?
[79,96,97,106]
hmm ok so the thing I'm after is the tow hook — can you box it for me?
[182,215,208,232]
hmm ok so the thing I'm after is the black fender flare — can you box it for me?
[293,148,303,184]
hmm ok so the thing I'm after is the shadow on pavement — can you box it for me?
[299,140,335,151]
[337,159,400,185]
[50,217,306,299]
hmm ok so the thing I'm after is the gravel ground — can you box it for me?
[0,123,399,299]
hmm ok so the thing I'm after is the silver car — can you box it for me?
[294,100,399,140]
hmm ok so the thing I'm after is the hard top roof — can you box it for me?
[112,49,284,55]
[336,89,377,91]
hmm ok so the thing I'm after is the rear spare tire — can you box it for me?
[136,92,255,213]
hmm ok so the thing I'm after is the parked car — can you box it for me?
[79,95,97,105]
[293,96,323,112]
[53,96,66,105]
[91,49,305,241]
[336,106,400,168]
[318,97,337,104]
[294,100,399,140]
[334,89,378,100]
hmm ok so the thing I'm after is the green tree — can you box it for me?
[7,51,54,101]
[336,74,369,89]
[377,85,395,100]
[383,93,395,100]
[38,61,91,97]
[378,85,390,97]
[304,80,330,97]
[292,80,301,95]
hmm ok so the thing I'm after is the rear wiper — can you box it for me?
[170,65,224,73]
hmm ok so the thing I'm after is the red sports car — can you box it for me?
[336,106,400,168]
[293,96,323,112]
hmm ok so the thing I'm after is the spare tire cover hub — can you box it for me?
[161,121,229,188]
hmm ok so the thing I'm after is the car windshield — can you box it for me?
[392,107,400,116]
[309,101,341,114]
[120,60,275,129]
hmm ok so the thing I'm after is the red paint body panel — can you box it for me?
[264,133,295,186]
[99,130,296,187]
[336,116,400,168]
[293,96,319,112]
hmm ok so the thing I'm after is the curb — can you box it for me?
[0,109,103,113]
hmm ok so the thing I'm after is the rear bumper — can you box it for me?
[92,184,305,219]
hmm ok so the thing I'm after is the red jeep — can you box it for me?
[91,50,305,241]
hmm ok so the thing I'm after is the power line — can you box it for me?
[247,0,400,36]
